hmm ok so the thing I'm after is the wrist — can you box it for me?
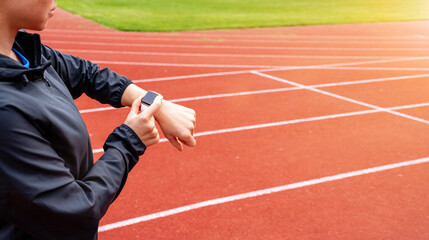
[121,84,146,107]
[153,98,168,120]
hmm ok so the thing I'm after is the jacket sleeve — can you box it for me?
[0,106,146,240]
[40,44,133,108]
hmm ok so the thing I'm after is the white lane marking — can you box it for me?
[43,40,429,51]
[91,109,375,154]
[258,56,429,73]
[40,28,429,40]
[55,48,396,60]
[80,106,116,114]
[81,87,302,114]
[131,65,429,84]
[93,60,281,69]
[132,70,256,83]
[107,55,429,72]
[89,56,429,72]
[114,58,414,84]
[168,72,429,103]
[79,72,429,114]
[252,71,429,125]
[41,33,429,45]
[98,156,429,232]
[91,101,429,154]
[326,66,429,71]
[311,73,429,87]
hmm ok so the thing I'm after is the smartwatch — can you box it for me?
[141,90,160,111]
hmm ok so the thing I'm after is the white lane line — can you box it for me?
[43,40,429,51]
[91,56,429,72]
[40,29,429,40]
[91,101,429,154]
[98,156,429,232]
[191,110,378,137]
[132,70,256,83]
[171,72,429,102]
[326,66,429,71]
[390,102,429,110]
[79,72,429,114]
[168,102,429,138]
[80,106,116,114]
[258,56,429,73]
[252,71,429,125]
[80,87,299,114]
[41,33,429,45]
[311,73,429,87]
[131,58,401,84]
[93,60,281,69]
[81,86,303,114]
[55,49,396,60]
[92,109,377,154]
[88,55,397,70]
[132,65,429,84]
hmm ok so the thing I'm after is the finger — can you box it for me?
[143,130,160,147]
[167,136,183,151]
[141,96,163,118]
[129,95,144,116]
[181,135,197,147]
[192,116,196,134]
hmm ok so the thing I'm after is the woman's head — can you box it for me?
[1,0,57,31]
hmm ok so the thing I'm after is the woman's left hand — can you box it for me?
[154,100,196,151]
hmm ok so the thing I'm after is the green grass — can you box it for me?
[58,0,429,32]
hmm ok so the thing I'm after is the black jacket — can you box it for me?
[0,31,146,239]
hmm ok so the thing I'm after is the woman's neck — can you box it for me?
[0,25,19,62]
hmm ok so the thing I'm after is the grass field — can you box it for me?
[57,0,429,32]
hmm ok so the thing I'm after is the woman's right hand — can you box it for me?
[124,95,163,147]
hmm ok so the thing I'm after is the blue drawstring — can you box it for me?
[12,48,30,68]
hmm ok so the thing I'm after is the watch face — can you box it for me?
[141,91,159,106]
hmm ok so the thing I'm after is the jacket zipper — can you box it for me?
[43,76,51,87]
[44,75,80,113]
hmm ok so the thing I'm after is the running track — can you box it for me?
[38,9,429,239]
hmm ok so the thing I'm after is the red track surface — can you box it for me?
[39,9,429,239]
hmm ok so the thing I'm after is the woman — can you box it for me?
[0,0,196,239]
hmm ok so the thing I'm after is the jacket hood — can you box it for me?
[0,31,51,84]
